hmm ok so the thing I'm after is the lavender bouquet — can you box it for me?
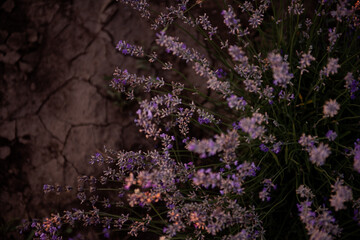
[21,0,360,239]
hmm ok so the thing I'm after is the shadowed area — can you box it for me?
[0,0,155,238]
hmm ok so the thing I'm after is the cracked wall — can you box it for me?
[0,0,155,232]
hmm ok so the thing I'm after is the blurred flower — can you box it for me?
[323,99,340,118]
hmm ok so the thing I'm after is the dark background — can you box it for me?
[0,0,158,238]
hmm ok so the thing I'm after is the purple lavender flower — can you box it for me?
[323,99,340,118]
[43,184,55,194]
[249,10,264,28]
[238,113,267,140]
[116,40,144,57]
[119,0,150,19]
[330,0,352,22]
[89,152,104,165]
[278,90,294,103]
[296,186,342,239]
[259,179,276,201]
[102,228,110,238]
[330,178,353,211]
[222,6,242,35]
[227,94,247,111]
[344,72,359,99]
[325,130,337,141]
[192,162,258,195]
[215,68,227,78]
[353,139,360,173]
[198,116,211,125]
[288,0,304,15]
[268,52,294,88]
[298,50,315,75]
[259,144,269,152]
[321,58,340,77]
[299,133,317,151]
[296,185,315,200]
[327,27,341,52]
[354,208,360,225]
[228,45,248,63]
[156,31,232,97]
[272,142,282,154]
[309,142,331,166]
[196,13,218,40]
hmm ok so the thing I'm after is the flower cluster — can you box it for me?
[309,142,331,167]
[116,40,144,57]
[296,185,342,239]
[344,72,360,99]
[330,178,353,211]
[192,162,259,194]
[258,178,276,202]
[118,0,150,19]
[268,52,294,89]
[21,1,360,239]
[237,112,268,141]
[323,99,340,118]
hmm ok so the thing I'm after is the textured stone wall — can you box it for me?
[0,0,154,229]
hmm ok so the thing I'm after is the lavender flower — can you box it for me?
[226,94,247,111]
[43,184,55,194]
[327,27,341,52]
[187,129,239,164]
[268,52,294,88]
[222,6,242,36]
[353,198,360,225]
[228,45,248,63]
[296,185,315,200]
[259,179,276,201]
[352,139,360,173]
[156,31,232,96]
[330,0,352,22]
[344,72,359,99]
[330,178,353,211]
[89,152,104,165]
[296,186,342,239]
[297,50,315,75]
[239,1,254,12]
[325,130,337,141]
[272,141,282,154]
[259,85,274,103]
[309,142,331,166]
[320,58,340,77]
[249,10,264,28]
[259,144,269,152]
[25,2,360,239]
[278,90,294,104]
[151,1,189,30]
[118,0,150,19]
[176,107,194,136]
[288,0,304,15]
[323,99,340,118]
[244,79,262,93]
[111,68,164,95]
[215,68,227,78]
[116,40,144,57]
[196,13,218,40]
[196,108,216,125]
[238,112,267,140]
[192,162,258,195]
[155,31,197,63]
